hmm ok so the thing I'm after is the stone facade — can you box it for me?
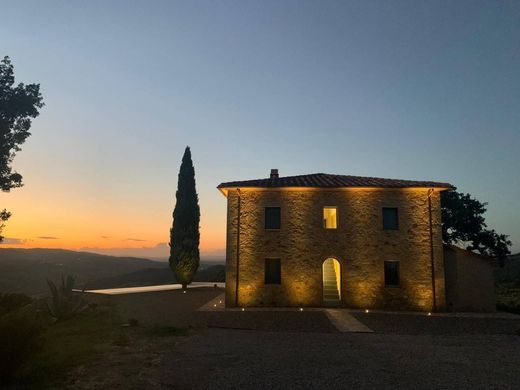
[224,188,446,311]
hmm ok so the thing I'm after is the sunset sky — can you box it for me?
[1,0,519,257]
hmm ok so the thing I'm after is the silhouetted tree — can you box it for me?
[169,146,200,289]
[0,56,44,241]
[441,189,511,263]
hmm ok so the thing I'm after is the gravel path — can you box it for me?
[160,328,520,389]
[87,287,520,388]
[350,312,520,335]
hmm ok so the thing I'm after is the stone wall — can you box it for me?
[444,245,495,312]
[225,188,446,311]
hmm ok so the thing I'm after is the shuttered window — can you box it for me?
[384,261,400,286]
[265,207,281,229]
[265,258,281,284]
[382,207,399,230]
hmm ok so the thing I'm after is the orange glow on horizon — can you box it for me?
[0,180,226,255]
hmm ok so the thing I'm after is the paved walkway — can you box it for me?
[198,294,374,332]
[197,293,226,311]
[325,308,374,333]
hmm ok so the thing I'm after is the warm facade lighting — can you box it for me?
[219,171,452,311]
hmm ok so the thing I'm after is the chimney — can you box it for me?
[270,169,279,179]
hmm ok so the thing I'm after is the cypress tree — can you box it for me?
[169,146,200,290]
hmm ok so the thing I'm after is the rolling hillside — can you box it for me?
[86,265,225,290]
[0,248,224,295]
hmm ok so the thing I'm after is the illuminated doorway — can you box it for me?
[322,258,341,306]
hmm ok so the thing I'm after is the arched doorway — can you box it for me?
[322,258,341,306]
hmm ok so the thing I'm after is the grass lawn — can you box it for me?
[14,304,121,388]
[5,301,190,389]
[497,286,520,314]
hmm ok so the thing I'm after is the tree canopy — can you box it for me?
[0,56,44,191]
[169,146,200,289]
[0,56,44,241]
[441,189,511,262]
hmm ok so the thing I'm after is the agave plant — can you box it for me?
[46,275,87,321]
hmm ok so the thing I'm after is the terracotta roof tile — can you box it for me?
[217,173,453,190]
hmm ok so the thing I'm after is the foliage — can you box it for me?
[128,317,139,327]
[0,309,43,384]
[0,56,44,191]
[16,303,124,387]
[0,292,32,317]
[0,56,44,241]
[46,275,87,321]
[496,287,520,315]
[215,268,226,282]
[145,325,189,338]
[494,254,520,286]
[0,208,10,242]
[441,189,511,262]
[169,146,200,290]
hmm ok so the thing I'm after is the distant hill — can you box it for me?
[0,248,224,296]
[86,264,225,290]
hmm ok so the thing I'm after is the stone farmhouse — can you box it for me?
[217,170,495,312]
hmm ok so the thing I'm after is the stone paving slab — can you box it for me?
[197,293,226,311]
[325,308,374,333]
[198,296,374,332]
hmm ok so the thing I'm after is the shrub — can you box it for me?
[112,332,130,347]
[0,310,43,384]
[128,318,139,327]
[214,269,225,283]
[46,276,87,321]
[145,325,189,338]
[496,303,520,315]
[0,293,32,317]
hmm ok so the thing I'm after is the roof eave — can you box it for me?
[217,185,454,194]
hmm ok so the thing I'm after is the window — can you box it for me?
[323,207,337,229]
[384,261,400,286]
[265,207,281,229]
[265,258,281,284]
[382,207,399,230]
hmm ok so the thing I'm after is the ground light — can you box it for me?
[428,312,432,316]
[299,307,303,311]
[182,290,187,294]
[365,309,369,313]
[241,308,245,311]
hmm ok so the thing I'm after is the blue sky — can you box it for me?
[1,0,519,254]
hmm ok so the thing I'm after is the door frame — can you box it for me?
[321,257,343,305]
